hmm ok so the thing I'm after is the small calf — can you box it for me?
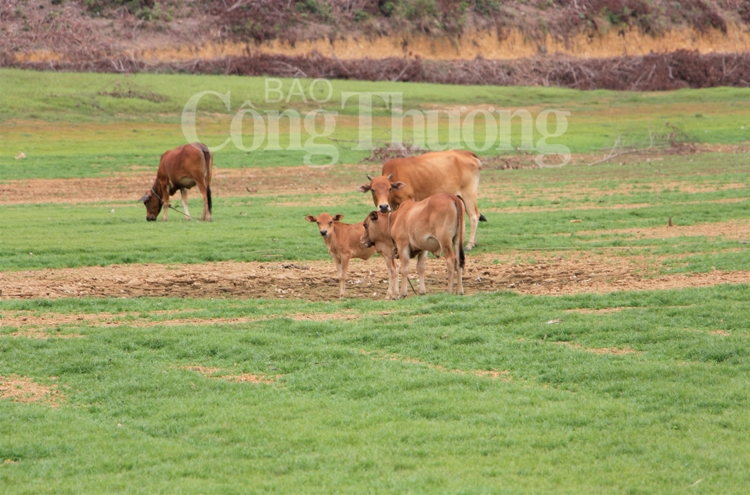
[305,213,377,298]
[361,193,465,298]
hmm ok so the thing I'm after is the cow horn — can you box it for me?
[366,174,373,181]
[387,173,393,180]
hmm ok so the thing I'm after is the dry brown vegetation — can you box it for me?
[3,0,750,90]
[8,48,750,90]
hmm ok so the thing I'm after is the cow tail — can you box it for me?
[454,195,466,270]
[201,146,213,214]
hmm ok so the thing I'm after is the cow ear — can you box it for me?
[304,215,317,223]
[333,214,344,222]
[391,181,406,190]
[139,193,150,203]
[357,184,371,193]
[368,211,379,222]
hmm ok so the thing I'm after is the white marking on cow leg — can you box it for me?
[180,189,191,220]
[417,251,428,295]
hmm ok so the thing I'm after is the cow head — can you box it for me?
[305,212,343,238]
[140,184,162,221]
[358,174,405,213]
[361,211,391,251]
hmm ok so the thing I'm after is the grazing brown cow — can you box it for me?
[361,193,465,299]
[140,142,213,222]
[358,149,485,250]
[305,212,390,298]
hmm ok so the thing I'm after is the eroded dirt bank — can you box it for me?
[14,25,750,64]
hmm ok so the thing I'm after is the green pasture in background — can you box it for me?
[2,69,750,179]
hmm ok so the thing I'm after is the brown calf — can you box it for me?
[305,212,386,298]
[140,142,213,222]
[358,149,485,250]
[361,193,465,299]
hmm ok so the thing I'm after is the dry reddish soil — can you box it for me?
[0,165,359,205]
[182,366,280,384]
[0,374,63,407]
[551,341,641,355]
[579,219,750,240]
[0,309,364,333]
[360,350,512,381]
[2,252,749,302]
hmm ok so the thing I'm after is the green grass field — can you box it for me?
[1,68,750,494]
[2,288,750,493]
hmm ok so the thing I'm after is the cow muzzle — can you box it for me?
[319,230,329,237]
[146,216,156,222]
[378,204,391,213]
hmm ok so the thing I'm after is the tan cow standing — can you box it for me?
[358,149,485,250]
[140,142,213,222]
[306,213,394,298]
[361,193,465,299]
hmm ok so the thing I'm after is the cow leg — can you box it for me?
[160,180,170,222]
[338,256,350,298]
[459,194,481,251]
[416,251,428,295]
[385,257,398,300]
[446,252,456,294]
[196,182,211,222]
[179,188,191,221]
[456,253,464,295]
[399,246,411,298]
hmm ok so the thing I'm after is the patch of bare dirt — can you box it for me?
[710,330,731,336]
[553,342,641,355]
[0,165,354,205]
[182,366,280,384]
[579,219,750,240]
[2,252,750,301]
[5,328,84,340]
[0,374,63,407]
[361,350,512,381]
[563,307,629,314]
[483,180,749,206]
[0,309,361,331]
[0,311,123,327]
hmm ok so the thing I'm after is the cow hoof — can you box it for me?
[465,244,475,251]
